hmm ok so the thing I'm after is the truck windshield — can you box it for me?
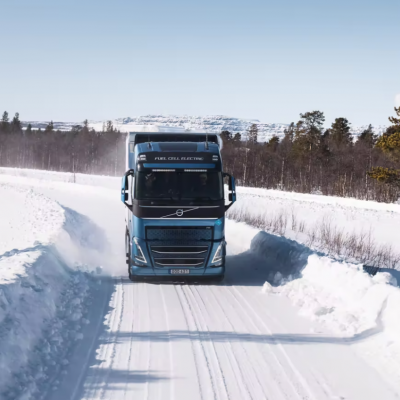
[135,171,223,201]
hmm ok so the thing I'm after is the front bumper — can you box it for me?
[130,264,225,277]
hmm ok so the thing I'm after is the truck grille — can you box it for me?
[146,227,213,241]
[154,258,205,266]
[146,227,212,268]
[151,246,208,254]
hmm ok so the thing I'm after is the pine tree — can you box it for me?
[221,130,232,142]
[247,124,258,144]
[299,110,325,150]
[106,120,114,132]
[375,108,400,162]
[26,123,32,133]
[233,132,241,142]
[45,121,54,132]
[283,123,295,142]
[357,124,377,148]
[329,118,352,149]
[11,112,22,132]
[368,167,400,186]
[376,131,400,162]
[1,111,9,131]
[388,107,400,126]
[266,135,279,151]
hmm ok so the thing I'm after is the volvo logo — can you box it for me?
[160,207,199,219]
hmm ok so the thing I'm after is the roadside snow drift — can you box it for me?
[227,219,400,387]
[275,256,400,336]
[268,253,400,388]
[0,184,109,399]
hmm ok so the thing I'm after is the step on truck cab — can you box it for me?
[121,131,236,281]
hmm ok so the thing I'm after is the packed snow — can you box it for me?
[1,168,400,399]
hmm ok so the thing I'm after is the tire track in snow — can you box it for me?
[173,284,205,400]
[146,282,173,400]
[176,284,219,399]
[230,286,317,400]
[160,284,175,400]
[191,284,264,400]
[219,285,306,399]
[184,285,232,400]
[126,281,152,400]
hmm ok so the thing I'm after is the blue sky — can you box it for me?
[1,0,399,127]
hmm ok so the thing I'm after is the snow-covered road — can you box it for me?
[48,275,399,400]
[1,171,399,400]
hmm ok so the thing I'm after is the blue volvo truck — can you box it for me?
[121,131,236,281]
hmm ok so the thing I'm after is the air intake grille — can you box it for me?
[146,227,213,241]
[154,258,205,266]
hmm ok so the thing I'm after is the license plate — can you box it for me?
[170,269,190,275]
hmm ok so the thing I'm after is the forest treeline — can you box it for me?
[0,108,400,202]
[0,112,126,176]
[221,107,400,202]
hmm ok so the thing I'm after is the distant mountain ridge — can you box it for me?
[24,114,387,142]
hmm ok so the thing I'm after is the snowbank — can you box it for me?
[270,254,400,387]
[275,255,400,335]
[0,184,108,399]
[225,219,312,286]
[226,219,400,385]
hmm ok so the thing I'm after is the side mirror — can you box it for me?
[121,169,134,210]
[223,172,236,212]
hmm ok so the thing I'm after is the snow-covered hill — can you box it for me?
[23,114,387,142]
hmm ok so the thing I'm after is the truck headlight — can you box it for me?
[133,237,147,264]
[212,242,225,265]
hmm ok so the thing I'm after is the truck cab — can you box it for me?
[121,131,236,281]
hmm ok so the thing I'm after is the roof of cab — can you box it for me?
[136,141,220,154]
[127,131,223,149]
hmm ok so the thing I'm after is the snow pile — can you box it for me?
[0,184,107,399]
[225,219,311,286]
[271,254,400,386]
[276,255,400,336]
